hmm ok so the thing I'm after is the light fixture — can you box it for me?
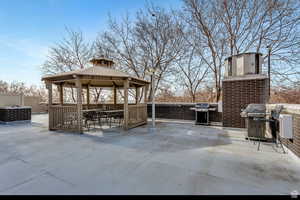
[145,67,158,128]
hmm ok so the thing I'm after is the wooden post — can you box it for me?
[144,84,149,123]
[124,79,129,130]
[87,84,90,109]
[76,78,83,133]
[144,85,149,103]
[46,81,53,130]
[135,87,140,105]
[113,85,117,106]
[59,84,63,105]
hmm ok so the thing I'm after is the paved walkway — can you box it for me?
[0,114,299,194]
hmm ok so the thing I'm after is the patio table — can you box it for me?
[101,110,124,128]
[101,109,124,113]
[83,109,104,113]
[83,109,124,129]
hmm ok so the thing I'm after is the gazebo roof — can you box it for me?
[42,66,150,88]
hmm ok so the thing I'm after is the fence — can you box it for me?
[147,103,222,122]
[0,93,24,107]
[49,105,78,131]
[129,104,148,128]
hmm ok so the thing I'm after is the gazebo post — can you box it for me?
[144,85,149,103]
[58,83,63,105]
[46,81,53,130]
[135,87,140,104]
[75,78,83,133]
[124,78,129,130]
[113,85,117,106]
[87,84,90,108]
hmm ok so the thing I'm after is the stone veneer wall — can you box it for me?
[222,76,269,128]
[147,103,222,122]
[266,104,300,158]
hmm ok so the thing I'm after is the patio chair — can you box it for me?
[108,112,118,127]
[113,112,124,127]
[83,111,98,131]
[96,111,111,128]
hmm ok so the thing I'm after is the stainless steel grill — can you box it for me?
[241,104,267,141]
[191,103,216,125]
[241,104,286,152]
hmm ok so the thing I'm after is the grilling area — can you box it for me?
[22,53,300,159]
[1,53,299,160]
[1,53,300,195]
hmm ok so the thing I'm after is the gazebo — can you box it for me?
[42,57,150,133]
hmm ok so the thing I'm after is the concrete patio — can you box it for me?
[0,114,299,195]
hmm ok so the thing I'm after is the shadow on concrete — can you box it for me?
[47,121,233,154]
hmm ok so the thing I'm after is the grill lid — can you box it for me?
[243,104,266,113]
[195,103,210,109]
[241,104,266,118]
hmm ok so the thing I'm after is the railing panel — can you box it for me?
[83,104,124,110]
[128,104,147,128]
[49,105,78,131]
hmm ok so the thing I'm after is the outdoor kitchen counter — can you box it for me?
[266,104,300,115]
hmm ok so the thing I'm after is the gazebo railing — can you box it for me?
[48,103,147,131]
[49,105,78,131]
[128,103,147,128]
[83,104,124,110]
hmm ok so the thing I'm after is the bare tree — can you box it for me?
[174,45,209,102]
[0,80,9,94]
[41,27,103,102]
[181,0,228,101]
[95,4,185,101]
[183,0,300,101]
[215,0,300,84]
[0,80,48,101]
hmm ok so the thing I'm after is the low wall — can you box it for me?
[0,94,48,113]
[0,94,24,107]
[266,104,300,159]
[146,103,222,122]
[24,96,46,113]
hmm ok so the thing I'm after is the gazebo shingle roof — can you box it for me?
[42,66,150,85]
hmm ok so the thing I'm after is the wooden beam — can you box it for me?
[79,76,127,81]
[76,78,83,134]
[123,78,129,130]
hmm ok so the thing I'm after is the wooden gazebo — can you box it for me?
[42,58,150,133]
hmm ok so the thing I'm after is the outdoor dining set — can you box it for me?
[82,109,124,131]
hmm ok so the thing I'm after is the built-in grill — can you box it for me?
[241,104,267,140]
[191,103,216,125]
[241,104,286,151]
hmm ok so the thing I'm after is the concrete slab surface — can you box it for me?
[0,114,299,195]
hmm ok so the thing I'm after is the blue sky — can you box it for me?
[0,0,182,86]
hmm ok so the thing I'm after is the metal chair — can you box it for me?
[83,111,98,131]
[110,112,123,127]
